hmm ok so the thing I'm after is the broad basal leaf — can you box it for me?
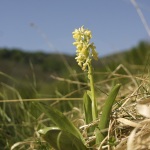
[33,102,85,143]
[39,127,88,150]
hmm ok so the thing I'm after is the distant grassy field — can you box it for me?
[0,41,150,149]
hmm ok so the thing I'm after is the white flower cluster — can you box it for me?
[72,26,98,71]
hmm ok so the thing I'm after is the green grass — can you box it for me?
[0,41,150,149]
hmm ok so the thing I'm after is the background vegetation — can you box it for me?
[0,41,150,149]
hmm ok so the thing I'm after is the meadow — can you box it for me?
[0,41,150,150]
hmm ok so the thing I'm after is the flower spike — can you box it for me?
[72,26,98,71]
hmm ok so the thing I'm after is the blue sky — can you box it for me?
[0,0,150,56]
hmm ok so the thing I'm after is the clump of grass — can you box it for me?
[0,26,150,149]
[1,61,150,150]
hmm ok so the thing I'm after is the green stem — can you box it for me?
[88,61,98,121]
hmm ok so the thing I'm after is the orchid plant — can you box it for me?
[37,26,121,149]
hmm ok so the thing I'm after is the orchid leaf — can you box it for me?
[39,127,88,150]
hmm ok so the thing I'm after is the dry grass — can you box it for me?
[1,62,150,150]
[74,64,150,150]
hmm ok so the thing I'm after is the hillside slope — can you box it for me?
[0,41,149,98]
